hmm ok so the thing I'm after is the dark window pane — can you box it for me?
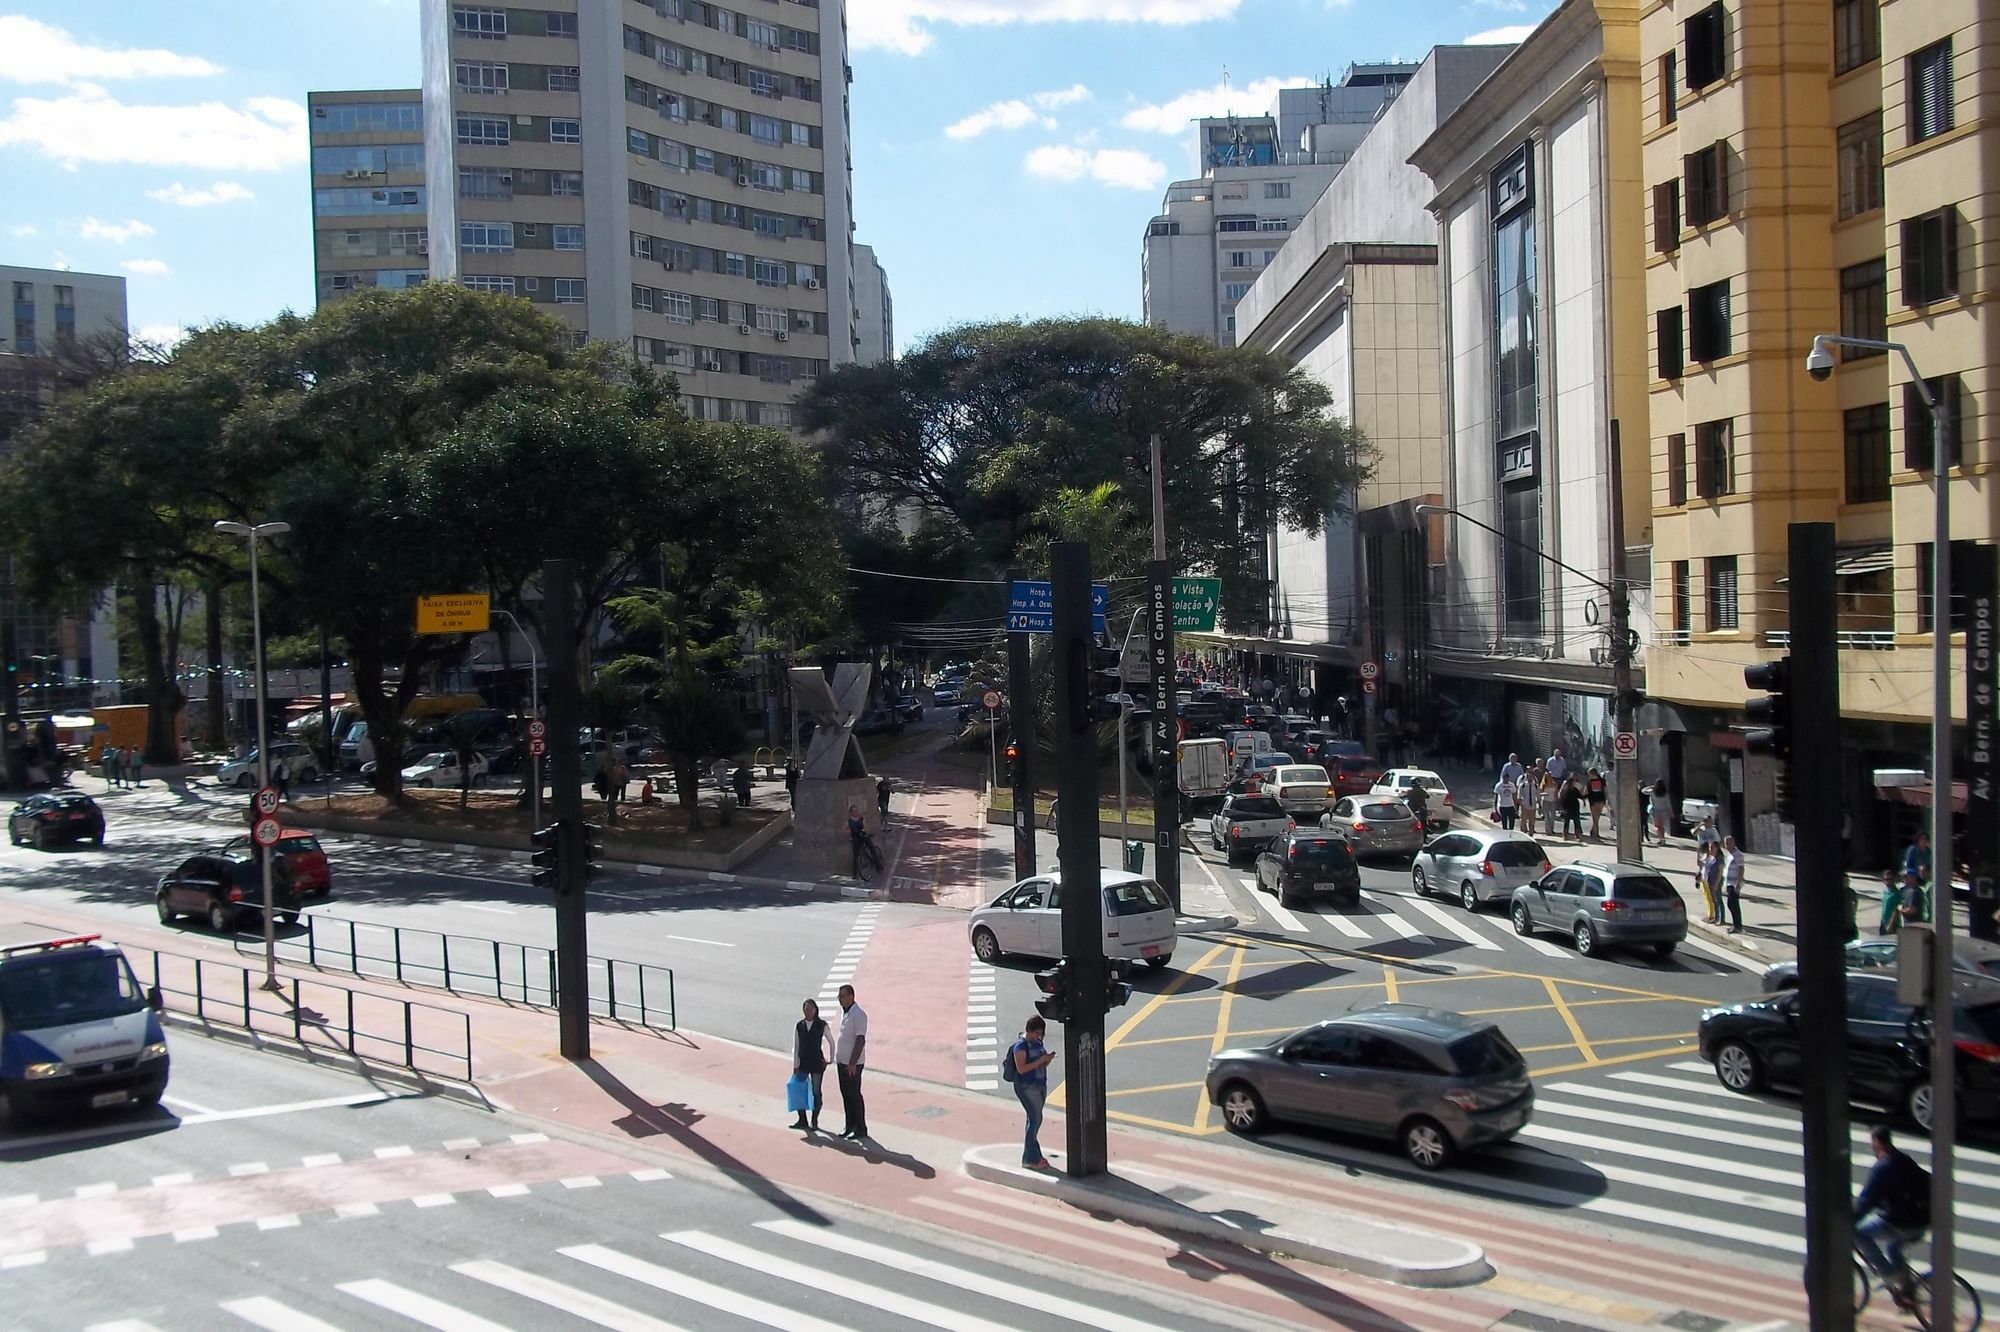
[1659,51,1678,124]
[1908,39,1954,143]
[1839,259,1886,356]
[1695,419,1734,498]
[1673,560,1692,631]
[1916,541,1977,633]
[1707,555,1739,630]
[1902,376,1964,471]
[1653,180,1681,253]
[1657,306,1684,380]
[1837,114,1883,219]
[1667,432,1688,506]
[1684,4,1728,88]
[1502,480,1542,637]
[1843,403,1890,504]
[1832,0,1880,75]
[1689,280,1731,361]
[1901,208,1958,305]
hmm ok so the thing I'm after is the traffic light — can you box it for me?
[1033,960,1071,1025]
[530,822,563,892]
[1003,739,1020,782]
[575,819,604,883]
[1105,957,1133,1012]
[1743,658,1792,760]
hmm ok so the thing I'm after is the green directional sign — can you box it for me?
[1171,576,1222,633]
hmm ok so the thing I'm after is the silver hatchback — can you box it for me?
[1509,861,1688,960]
[1205,1004,1534,1170]
[1321,796,1425,859]
[1413,830,1550,912]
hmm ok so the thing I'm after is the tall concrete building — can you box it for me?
[853,241,892,364]
[1639,0,1996,859]
[308,90,430,305]
[402,0,857,430]
[1142,64,1417,345]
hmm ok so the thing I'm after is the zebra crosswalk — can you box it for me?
[130,1214,1204,1332]
[1254,1057,2000,1303]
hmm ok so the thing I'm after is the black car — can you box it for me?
[894,694,925,721]
[1253,829,1361,908]
[8,793,105,849]
[154,850,309,933]
[1699,971,2000,1133]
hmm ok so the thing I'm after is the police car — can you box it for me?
[0,927,168,1129]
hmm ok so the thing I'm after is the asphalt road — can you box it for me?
[2,1028,1247,1332]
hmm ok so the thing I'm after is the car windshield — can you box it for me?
[1361,803,1409,820]
[1613,875,1679,901]
[1229,797,1286,818]
[1289,838,1352,865]
[1104,878,1172,916]
[1486,841,1546,866]
[282,835,324,854]
[1445,1029,1523,1076]
[0,950,148,1029]
[1276,767,1328,784]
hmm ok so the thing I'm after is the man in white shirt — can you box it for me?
[1499,752,1525,785]
[834,984,869,1140]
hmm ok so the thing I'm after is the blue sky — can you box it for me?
[0,1,1548,352]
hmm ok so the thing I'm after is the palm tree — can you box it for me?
[1016,482,1150,581]
[582,677,639,824]
[651,667,743,829]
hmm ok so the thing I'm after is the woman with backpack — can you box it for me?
[1003,1014,1057,1169]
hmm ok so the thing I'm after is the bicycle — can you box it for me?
[1853,1245,1982,1330]
[851,834,883,883]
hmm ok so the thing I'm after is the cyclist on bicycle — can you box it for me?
[1855,1124,1932,1307]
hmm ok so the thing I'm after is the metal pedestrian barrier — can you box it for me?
[240,914,676,1031]
[125,943,473,1083]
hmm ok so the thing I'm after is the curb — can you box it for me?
[961,1145,1491,1287]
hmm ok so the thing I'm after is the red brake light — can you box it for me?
[1956,1040,2000,1063]
[1479,860,1496,877]
[228,887,244,902]
[1352,821,1368,833]
[1228,824,1241,838]
[1541,859,1553,873]
[1287,845,1298,862]
[1600,900,1622,912]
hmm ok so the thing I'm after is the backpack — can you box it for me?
[1000,1040,1020,1083]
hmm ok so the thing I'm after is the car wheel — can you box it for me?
[1651,941,1677,959]
[472,774,487,788]
[235,771,255,788]
[971,927,1002,964]
[300,768,318,784]
[208,902,233,933]
[155,892,176,925]
[1907,1081,1935,1134]
[1401,1116,1454,1171]
[0,1086,20,1132]
[1573,921,1599,957]
[1713,1040,1763,1094]
[7,824,18,846]
[1511,902,1536,936]
[1218,1082,1268,1134]
[1412,864,1429,896]
[1460,881,1479,913]
[32,824,46,850]
[1145,956,1171,970]
[91,832,104,848]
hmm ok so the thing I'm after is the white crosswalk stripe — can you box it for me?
[336,1279,513,1331]
[453,1260,688,1331]
[220,1297,346,1332]
[966,960,1000,1089]
[563,1242,853,1331]
[1399,895,1503,951]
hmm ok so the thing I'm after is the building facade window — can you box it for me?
[1836,114,1883,219]
[454,60,508,93]
[1667,432,1688,505]
[1705,556,1739,630]
[1673,561,1691,632]
[1264,182,1291,199]
[553,224,584,251]
[547,65,580,92]
[544,12,577,37]
[1225,251,1253,269]
[1917,540,1978,634]
[1222,282,1251,301]
[456,116,510,146]
[1490,143,1541,638]
[1907,39,1953,144]
[460,220,514,253]
[452,7,506,38]
[1652,180,1681,253]
[1903,376,1964,471]
[460,274,515,294]
[1839,259,1886,356]
[1901,208,1958,305]
[1688,280,1731,361]
[312,102,420,133]
[1694,418,1734,498]
[551,171,583,196]
[1657,306,1684,381]
[552,278,584,303]
[1683,141,1729,226]
[661,291,693,323]
[549,118,581,144]
[1843,402,1890,503]
[1684,4,1728,89]
[1659,51,1678,124]
[1832,0,1879,75]
[631,285,654,311]
[459,167,511,200]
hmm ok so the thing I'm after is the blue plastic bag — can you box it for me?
[785,1074,810,1113]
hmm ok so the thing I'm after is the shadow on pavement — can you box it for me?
[800,1130,936,1180]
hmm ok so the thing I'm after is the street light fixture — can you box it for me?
[1415,502,1642,863]
[215,518,291,993]
[1804,331,1959,1326]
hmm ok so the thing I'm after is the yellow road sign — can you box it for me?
[416,593,490,635]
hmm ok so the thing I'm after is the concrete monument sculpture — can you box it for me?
[789,663,878,876]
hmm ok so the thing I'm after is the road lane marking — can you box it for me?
[564,1243,851,1332]
[1195,941,1250,1133]
[220,1295,347,1332]
[660,934,732,947]
[1255,888,1309,933]
[1541,975,1597,1063]
[453,1260,686,1332]
[162,1094,218,1115]
[1401,895,1503,951]
[1673,931,1747,969]
[1530,1045,1693,1077]
[338,1279,513,1331]
[1361,895,1420,939]
[461,904,515,915]
[663,1230,1017,1332]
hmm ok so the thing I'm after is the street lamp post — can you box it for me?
[1807,332,1958,1326]
[1415,503,1642,863]
[215,519,291,993]
[492,608,542,829]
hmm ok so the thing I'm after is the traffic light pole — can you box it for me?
[1149,434,1181,915]
[541,559,589,1062]
[1007,568,1036,880]
[1052,541,1108,1178]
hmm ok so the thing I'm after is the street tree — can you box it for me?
[648,667,744,827]
[441,711,487,811]
[581,676,639,825]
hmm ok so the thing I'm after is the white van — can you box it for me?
[0,927,168,1128]
[1226,730,1273,764]
[338,720,375,772]
[1177,738,1231,807]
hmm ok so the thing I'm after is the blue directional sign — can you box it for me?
[1007,580,1108,634]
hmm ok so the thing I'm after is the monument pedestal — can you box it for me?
[793,776,881,878]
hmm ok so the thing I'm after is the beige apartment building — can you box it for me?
[309,90,430,305]
[1641,0,1995,859]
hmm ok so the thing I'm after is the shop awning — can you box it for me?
[1871,768,1969,813]
[1776,546,1892,585]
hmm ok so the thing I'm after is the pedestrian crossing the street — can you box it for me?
[144,1215,1195,1332]
[1232,881,1742,973]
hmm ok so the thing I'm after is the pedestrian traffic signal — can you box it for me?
[1743,658,1792,761]
[1033,960,1071,1025]
[576,819,604,883]
[530,822,563,892]
[1105,957,1133,1012]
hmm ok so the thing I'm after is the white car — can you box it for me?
[402,751,488,788]
[968,870,1177,969]
[1412,829,1549,911]
[217,742,320,789]
[1373,768,1456,815]
[1267,764,1333,816]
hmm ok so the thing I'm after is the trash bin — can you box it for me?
[1124,839,1146,874]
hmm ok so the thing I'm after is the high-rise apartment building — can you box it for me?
[407,0,856,430]
[1640,0,1995,859]
[308,90,430,305]
[1142,65,1416,345]
[852,241,891,364]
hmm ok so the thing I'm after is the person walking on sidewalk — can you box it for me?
[1649,780,1670,845]
[833,984,868,1140]
[791,998,832,1132]
[1499,752,1525,787]
[876,774,891,824]
[1008,1015,1057,1169]
[127,747,143,787]
[1877,868,1905,935]
[1900,832,1931,891]
[1493,773,1519,830]
[1558,773,1584,841]
[1517,769,1540,837]
[1721,836,1746,933]
[1585,768,1609,840]
[1545,747,1568,785]
[102,745,121,790]
[1697,842,1724,924]
[1694,813,1721,862]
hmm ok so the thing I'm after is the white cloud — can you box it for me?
[1024,144,1167,191]
[946,100,1047,140]
[134,323,187,351]
[9,223,36,238]
[119,258,170,276]
[0,17,224,86]
[147,180,254,207]
[851,0,1241,56]
[1034,84,1091,109]
[1120,75,1310,134]
[0,90,307,170]
[77,217,155,243]
[1465,24,1537,43]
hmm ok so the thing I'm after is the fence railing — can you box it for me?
[243,915,676,1031]
[1762,629,1896,651]
[125,944,472,1083]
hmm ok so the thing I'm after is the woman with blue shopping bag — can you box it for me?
[790,999,833,1132]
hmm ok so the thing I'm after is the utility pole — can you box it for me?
[1,620,22,791]
[1052,540,1107,1178]
[541,560,589,1061]
[1967,544,1998,945]
[1007,566,1036,880]
[1149,433,1181,914]
[1922,385,1959,1329]
[1608,420,1641,864]
[1356,524,1377,758]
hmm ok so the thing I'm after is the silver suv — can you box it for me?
[1509,860,1688,959]
[1205,1004,1533,1170]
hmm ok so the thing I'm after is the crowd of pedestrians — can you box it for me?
[1488,749,1613,845]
